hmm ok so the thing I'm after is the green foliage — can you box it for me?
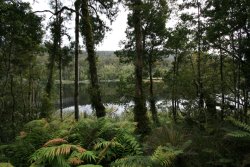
[77,165,102,167]
[225,117,250,139]
[151,146,183,167]
[0,0,44,143]
[30,143,85,167]
[111,156,153,167]
[0,163,14,167]
[145,124,188,153]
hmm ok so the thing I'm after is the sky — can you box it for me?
[23,0,128,51]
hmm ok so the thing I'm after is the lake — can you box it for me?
[56,81,171,115]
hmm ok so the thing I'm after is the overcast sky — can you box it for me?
[23,0,128,51]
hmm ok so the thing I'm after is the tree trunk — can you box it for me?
[74,0,80,121]
[149,53,159,125]
[59,38,63,121]
[10,75,15,139]
[220,44,225,120]
[231,33,238,118]
[237,31,242,121]
[42,0,60,118]
[243,88,249,123]
[197,0,204,112]
[172,53,177,122]
[133,0,150,135]
[81,0,105,118]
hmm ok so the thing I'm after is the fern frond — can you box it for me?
[30,144,85,165]
[116,130,142,156]
[111,156,153,167]
[0,163,14,167]
[51,155,70,167]
[94,137,123,164]
[80,151,98,163]
[226,130,250,138]
[225,117,250,140]
[226,117,250,133]
[43,138,68,147]
[68,157,83,166]
[151,146,183,167]
[77,165,103,167]
[94,138,122,151]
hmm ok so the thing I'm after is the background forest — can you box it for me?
[0,0,250,166]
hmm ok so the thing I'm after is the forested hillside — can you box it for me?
[0,0,250,166]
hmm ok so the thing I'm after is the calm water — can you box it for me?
[60,81,167,106]
[57,81,170,114]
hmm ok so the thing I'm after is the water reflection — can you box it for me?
[58,81,167,108]
[62,100,179,116]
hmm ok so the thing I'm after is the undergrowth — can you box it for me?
[0,114,250,167]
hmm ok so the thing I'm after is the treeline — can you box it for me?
[0,0,250,166]
[0,0,249,140]
[0,0,250,165]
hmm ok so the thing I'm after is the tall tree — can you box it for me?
[165,25,190,121]
[141,0,169,125]
[74,0,80,121]
[80,0,119,118]
[42,0,63,118]
[125,0,151,134]
[204,0,250,121]
[196,0,204,112]
[0,0,43,142]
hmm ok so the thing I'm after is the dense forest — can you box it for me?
[0,0,250,166]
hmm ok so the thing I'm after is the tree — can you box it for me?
[80,0,119,118]
[42,0,63,118]
[120,0,150,134]
[74,0,80,121]
[203,0,250,122]
[165,25,190,121]
[0,0,43,142]
[142,0,169,125]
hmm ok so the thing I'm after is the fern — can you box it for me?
[225,117,250,139]
[93,137,123,164]
[111,144,184,167]
[115,129,143,156]
[43,138,68,147]
[111,156,153,167]
[80,151,98,163]
[77,165,103,167]
[226,117,250,132]
[68,149,98,165]
[151,146,183,167]
[226,130,250,138]
[30,138,86,167]
[0,163,14,167]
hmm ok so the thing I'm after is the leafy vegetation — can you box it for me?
[1,0,250,166]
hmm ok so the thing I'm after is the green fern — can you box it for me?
[151,146,183,167]
[226,117,250,132]
[111,156,153,167]
[80,151,98,163]
[225,117,250,139]
[77,165,103,167]
[30,138,86,167]
[0,163,14,167]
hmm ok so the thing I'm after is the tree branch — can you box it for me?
[33,6,81,17]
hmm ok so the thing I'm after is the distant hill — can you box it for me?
[80,50,115,56]
[96,51,115,56]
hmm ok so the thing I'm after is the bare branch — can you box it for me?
[32,6,81,17]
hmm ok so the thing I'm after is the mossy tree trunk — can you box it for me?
[74,0,80,121]
[81,0,105,118]
[133,0,150,135]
